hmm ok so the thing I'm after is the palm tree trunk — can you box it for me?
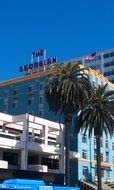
[64,113,72,186]
[96,136,102,190]
[65,125,70,186]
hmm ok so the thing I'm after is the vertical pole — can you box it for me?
[59,124,65,174]
[90,137,92,181]
[37,56,39,73]
[31,53,34,63]
[43,49,46,71]
[21,114,29,170]
[44,125,48,146]
[96,135,102,190]
[101,52,104,74]
[24,113,29,170]
[37,56,39,63]
[82,57,85,66]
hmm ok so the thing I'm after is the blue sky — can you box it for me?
[0,0,114,81]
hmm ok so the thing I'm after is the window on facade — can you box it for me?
[4,90,9,98]
[103,52,114,59]
[82,150,87,159]
[112,143,114,150]
[28,98,34,105]
[105,152,109,162]
[104,70,114,77]
[106,170,110,179]
[113,130,114,137]
[39,96,43,104]
[94,138,96,146]
[113,156,114,164]
[82,166,88,179]
[12,101,17,108]
[41,157,59,170]
[101,153,103,162]
[94,149,97,160]
[104,61,114,67]
[39,110,43,117]
[3,152,18,165]
[13,89,18,95]
[100,139,103,147]
[94,168,97,177]
[105,140,109,149]
[70,134,73,144]
[82,134,87,143]
[28,85,34,92]
[28,156,38,165]
[3,103,8,112]
[39,83,44,91]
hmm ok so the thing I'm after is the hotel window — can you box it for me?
[12,101,18,108]
[82,150,87,159]
[104,61,114,67]
[111,52,114,56]
[112,143,114,150]
[94,149,97,160]
[113,130,114,137]
[82,134,87,143]
[100,139,103,147]
[28,85,34,92]
[105,152,109,162]
[94,138,96,146]
[3,103,8,112]
[4,90,9,98]
[105,140,109,149]
[113,156,114,164]
[106,170,110,179]
[39,110,43,117]
[82,166,88,178]
[104,70,114,77]
[39,96,43,104]
[28,98,34,105]
[13,89,18,95]
[3,152,18,165]
[41,157,59,170]
[101,153,103,162]
[39,83,44,90]
[103,53,112,59]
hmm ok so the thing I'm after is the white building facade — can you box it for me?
[0,113,65,173]
[73,48,114,83]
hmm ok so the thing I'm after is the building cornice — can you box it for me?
[0,64,114,89]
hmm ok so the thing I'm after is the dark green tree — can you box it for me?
[45,62,91,185]
[75,84,114,190]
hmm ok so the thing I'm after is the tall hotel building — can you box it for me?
[0,48,114,185]
[78,48,114,83]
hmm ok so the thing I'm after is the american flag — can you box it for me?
[84,52,96,61]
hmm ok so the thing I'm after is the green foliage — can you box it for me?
[75,84,114,137]
[45,62,91,115]
[45,61,91,185]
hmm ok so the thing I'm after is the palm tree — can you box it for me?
[75,84,114,190]
[45,62,91,185]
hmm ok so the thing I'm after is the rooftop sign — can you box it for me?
[19,49,57,72]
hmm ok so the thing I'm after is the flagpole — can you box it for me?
[37,56,39,73]
[31,53,34,64]
[82,57,85,66]
[101,52,104,74]
[44,49,46,71]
